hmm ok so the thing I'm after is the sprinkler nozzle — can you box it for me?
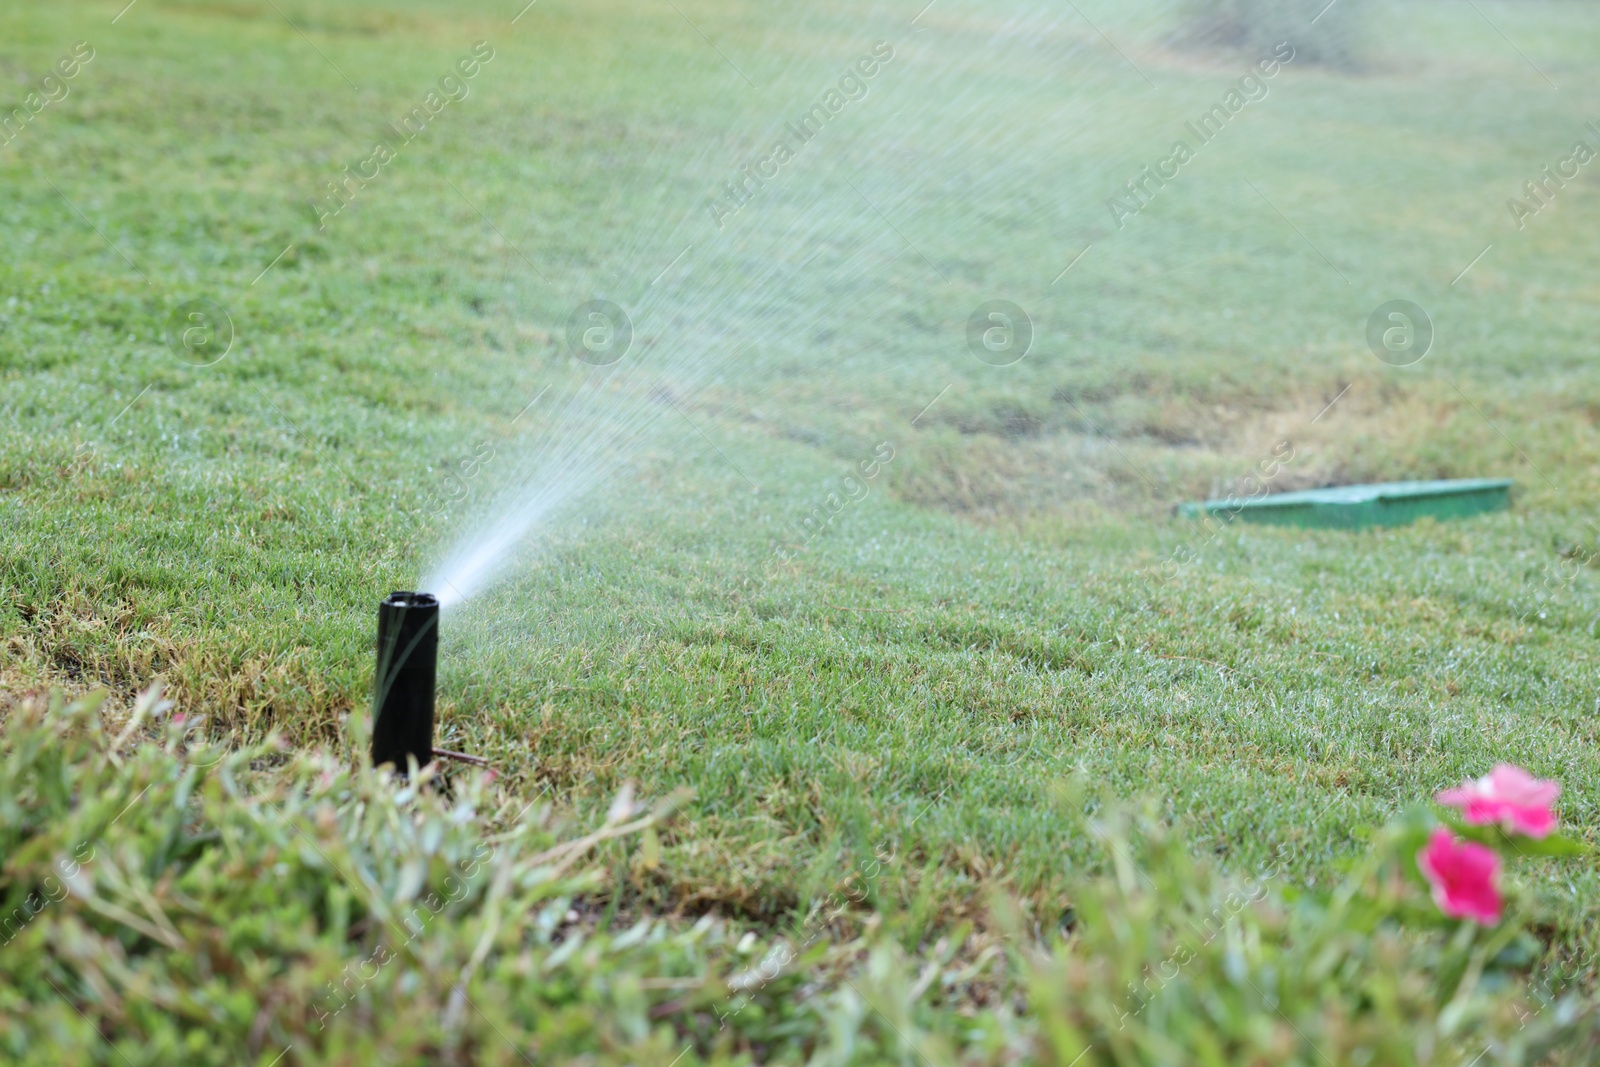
[372,591,438,774]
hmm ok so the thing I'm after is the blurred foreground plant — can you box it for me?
[0,688,744,1065]
[0,689,1025,1066]
[1023,776,1598,1066]
[3,690,1596,1066]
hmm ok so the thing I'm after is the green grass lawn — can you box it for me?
[4,0,1600,1062]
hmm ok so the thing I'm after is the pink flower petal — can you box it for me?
[1436,764,1560,839]
[1418,828,1502,925]
[1485,765,1560,808]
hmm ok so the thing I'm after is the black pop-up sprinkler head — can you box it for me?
[372,591,438,774]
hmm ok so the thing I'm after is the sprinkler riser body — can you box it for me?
[372,591,438,773]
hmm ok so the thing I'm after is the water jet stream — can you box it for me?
[423,0,1194,607]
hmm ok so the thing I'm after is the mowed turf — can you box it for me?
[3,0,1599,954]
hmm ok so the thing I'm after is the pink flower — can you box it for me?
[1437,764,1560,838]
[1418,828,1502,925]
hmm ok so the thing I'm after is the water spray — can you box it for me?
[419,7,1097,612]
[372,591,438,774]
